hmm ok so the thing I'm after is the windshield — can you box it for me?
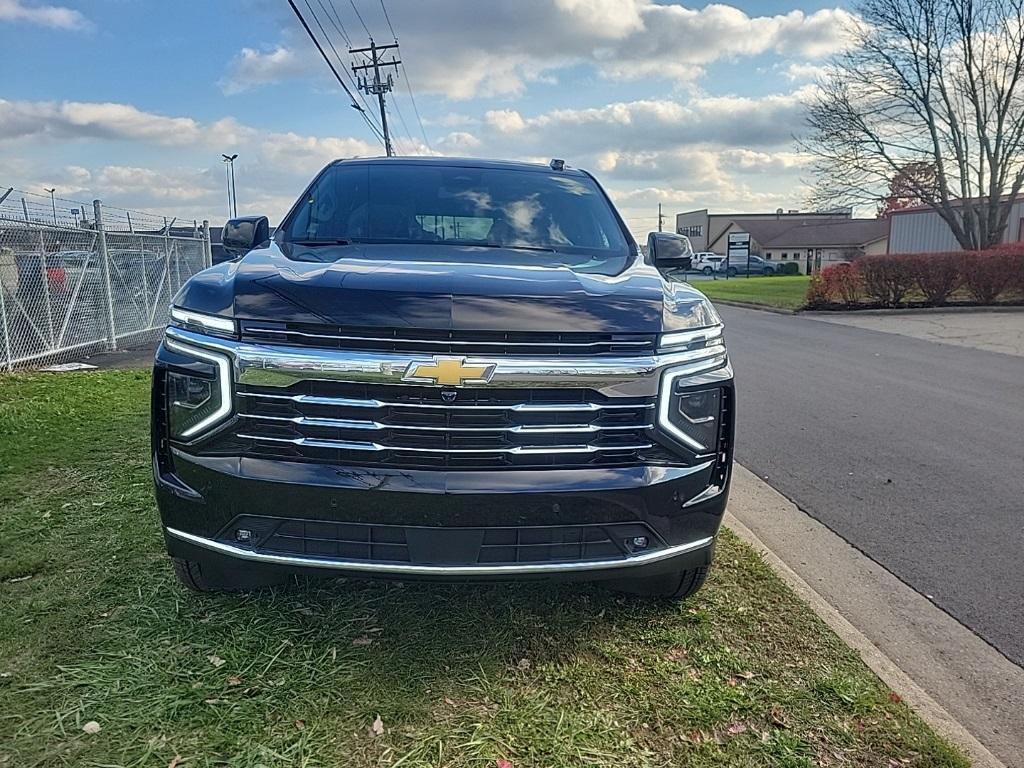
[281,163,631,270]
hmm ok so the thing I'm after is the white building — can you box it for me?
[675,208,889,274]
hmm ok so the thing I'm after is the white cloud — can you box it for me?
[221,45,316,94]
[784,61,829,81]
[435,131,481,154]
[222,1,854,99]
[0,0,89,29]
[0,99,251,147]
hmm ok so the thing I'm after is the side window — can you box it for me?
[781,252,789,260]
[288,164,368,240]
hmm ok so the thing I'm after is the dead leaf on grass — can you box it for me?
[496,760,514,768]
[371,715,385,737]
[352,637,373,647]
[207,655,225,668]
[167,756,184,768]
[82,721,101,734]
[295,720,305,731]
[516,658,531,671]
[226,676,242,686]
[726,723,747,736]
[888,692,902,704]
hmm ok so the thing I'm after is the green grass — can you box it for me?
[0,371,968,767]
[697,275,810,310]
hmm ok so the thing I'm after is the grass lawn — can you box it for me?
[697,275,810,310]
[0,371,967,768]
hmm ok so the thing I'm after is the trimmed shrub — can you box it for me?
[859,255,915,306]
[907,252,962,306]
[777,261,801,275]
[821,263,863,304]
[961,250,1015,303]
[805,274,828,307]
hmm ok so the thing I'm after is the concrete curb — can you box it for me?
[706,299,799,315]
[725,511,1006,768]
[804,304,1024,317]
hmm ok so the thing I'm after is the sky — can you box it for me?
[0,0,855,238]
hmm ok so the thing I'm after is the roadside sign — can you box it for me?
[727,232,751,279]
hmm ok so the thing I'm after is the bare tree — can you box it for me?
[803,0,1024,249]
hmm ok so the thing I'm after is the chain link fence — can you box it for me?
[0,187,212,370]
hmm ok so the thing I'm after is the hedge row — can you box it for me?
[806,245,1024,308]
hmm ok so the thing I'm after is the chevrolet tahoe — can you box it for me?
[152,156,734,599]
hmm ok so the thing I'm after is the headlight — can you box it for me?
[164,340,233,439]
[659,324,723,352]
[658,368,724,454]
[169,307,236,338]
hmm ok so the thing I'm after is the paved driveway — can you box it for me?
[717,305,1024,666]
[810,308,1024,357]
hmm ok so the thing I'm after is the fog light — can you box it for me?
[235,529,253,543]
[631,536,649,550]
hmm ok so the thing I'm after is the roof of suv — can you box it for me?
[330,155,589,177]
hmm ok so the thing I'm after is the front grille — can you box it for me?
[221,381,666,470]
[219,515,662,566]
[238,321,657,357]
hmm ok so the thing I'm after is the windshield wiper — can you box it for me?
[289,238,351,246]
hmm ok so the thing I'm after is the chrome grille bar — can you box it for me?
[239,413,653,433]
[235,391,655,411]
[237,433,654,455]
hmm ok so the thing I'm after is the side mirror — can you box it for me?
[648,233,693,271]
[222,216,270,257]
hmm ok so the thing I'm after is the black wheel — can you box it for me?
[726,267,738,277]
[610,566,709,600]
[702,266,713,275]
[171,557,287,593]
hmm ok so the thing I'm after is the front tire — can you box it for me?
[610,566,709,601]
[726,267,738,277]
[702,266,713,275]
[171,557,287,593]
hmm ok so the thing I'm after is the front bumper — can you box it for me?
[156,452,730,582]
[153,323,733,581]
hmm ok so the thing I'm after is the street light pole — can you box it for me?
[221,154,238,218]
[45,188,56,225]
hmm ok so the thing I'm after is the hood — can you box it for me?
[174,243,715,335]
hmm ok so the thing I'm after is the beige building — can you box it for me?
[675,208,889,274]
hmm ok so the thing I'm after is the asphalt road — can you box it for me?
[717,305,1024,666]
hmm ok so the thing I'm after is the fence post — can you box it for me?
[201,220,213,268]
[0,265,12,371]
[37,229,55,349]
[94,200,117,351]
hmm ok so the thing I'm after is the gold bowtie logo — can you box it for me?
[403,357,496,386]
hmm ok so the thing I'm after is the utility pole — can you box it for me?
[657,203,665,232]
[351,40,401,156]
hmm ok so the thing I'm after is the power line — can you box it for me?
[316,0,351,47]
[378,0,397,40]
[287,0,386,147]
[348,0,372,37]
[304,0,383,136]
[400,67,431,151]
[373,0,431,152]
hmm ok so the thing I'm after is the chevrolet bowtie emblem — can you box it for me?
[402,356,496,386]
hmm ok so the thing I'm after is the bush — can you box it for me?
[821,263,863,304]
[805,274,828,307]
[907,252,962,306]
[961,250,1015,303]
[776,261,801,275]
[859,255,915,306]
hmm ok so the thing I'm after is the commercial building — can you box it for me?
[675,208,889,274]
[887,199,1024,253]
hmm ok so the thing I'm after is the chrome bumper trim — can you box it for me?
[165,527,715,576]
